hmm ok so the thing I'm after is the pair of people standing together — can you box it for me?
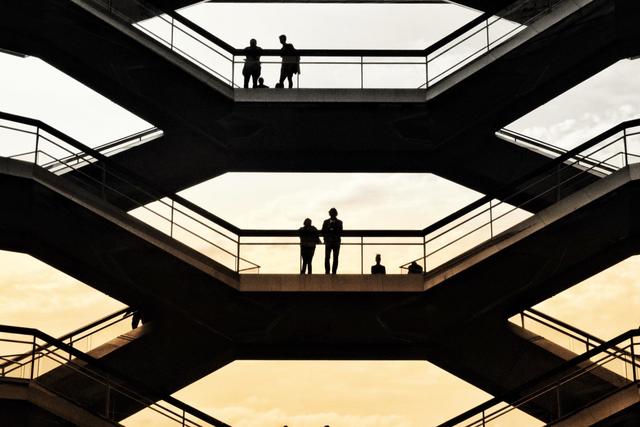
[242,35,301,89]
[298,208,343,275]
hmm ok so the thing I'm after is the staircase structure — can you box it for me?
[1,0,640,424]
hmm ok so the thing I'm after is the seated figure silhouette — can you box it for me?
[407,261,424,274]
[298,218,321,274]
[371,254,386,274]
[242,38,262,88]
[277,34,300,88]
[256,77,269,88]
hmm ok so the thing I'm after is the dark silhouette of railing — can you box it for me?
[78,0,567,89]
[0,324,230,426]
[2,110,640,275]
[438,329,640,426]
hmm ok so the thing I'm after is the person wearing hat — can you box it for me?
[321,207,343,274]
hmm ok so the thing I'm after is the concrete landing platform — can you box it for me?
[239,274,424,292]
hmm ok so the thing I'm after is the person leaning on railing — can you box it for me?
[242,38,263,88]
[298,218,321,274]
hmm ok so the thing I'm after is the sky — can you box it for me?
[1,1,640,426]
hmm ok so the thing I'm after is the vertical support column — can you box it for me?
[423,235,427,272]
[236,236,241,273]
[360,236,364,274]
[485,19,490,52]
[425,56,429,89]
[360,56,364,89]
[624,128,629,166]
[30,336,36,380]
[231,56,235,88]
[170,199,175,237]
[34,127,40,165]
[631,336,637,382]
[170,17,175,50]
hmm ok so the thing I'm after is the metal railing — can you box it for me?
[76,0,568,89]
[3,110,640,275]
[0,308,133,373]
[43,127,163,175]
[398,120,640,273]
[0,324,230,426]
[438,329,640,427]
[0,110,260,274]
[519,308,609,354]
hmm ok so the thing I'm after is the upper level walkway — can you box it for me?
[2,0,636,207]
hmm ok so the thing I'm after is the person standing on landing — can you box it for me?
[242,38,262,88]
[298,218,321,274]
[277,34,300,88]
[321,208,343,274]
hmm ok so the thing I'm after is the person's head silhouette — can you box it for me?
[375,254,381,265]
[250,38,257,47]
[304,218,312,227]
[259,77,265,85]
[329,207,338,218]
[279,34,287,45]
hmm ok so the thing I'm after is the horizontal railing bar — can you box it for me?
[438,329,640,427]
[0,324,230,427]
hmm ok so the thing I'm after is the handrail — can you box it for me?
[4,109,640,274]
[0,308,132,370]
[0,324,230,427]
[438,329,640,427]
[165,6,498,58]
[79,0,566,89]
[521,308,607,348]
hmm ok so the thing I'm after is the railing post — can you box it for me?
[35,127,40,165]
[360,236,364,274]
[30,336,36,380]
[423,235,427,272]
[360,56,364,89]
[485,19,490,51]
[170,17,175,50]
[631,336,637,382]
[236,236,240,273]
[182,409,186,426]
[520,312,525,328]
[425,56,429,89]
[481,410,486,426]
[231,56,235,88]
[170,199,175,238]
[624,128,629,166]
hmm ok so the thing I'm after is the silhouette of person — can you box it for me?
[242,38,262,88]
[371,254,386,274]
[124,308,145,329]
[298,218,321,274]
[408,261,424,274]
[322,207,343,274]
[256,77,269,88]
[277,34,300,88]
